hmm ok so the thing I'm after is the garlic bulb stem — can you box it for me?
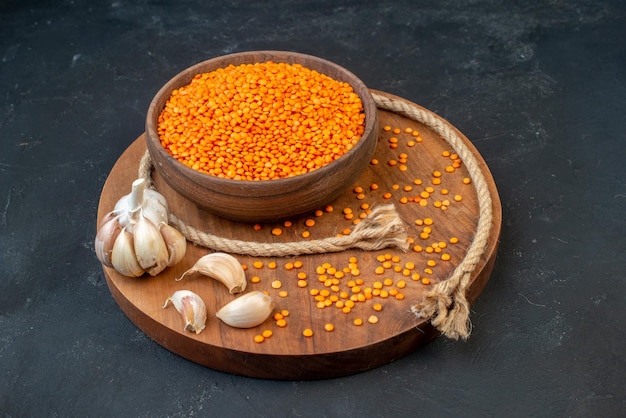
[114,178,168,229]
[128,178,146,211]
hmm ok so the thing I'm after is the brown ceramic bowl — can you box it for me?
[146,51,378,223]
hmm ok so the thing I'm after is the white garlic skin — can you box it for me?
[177,252,246,294]
[163,290,207,334]
[94,212,122,268]
[216,291,274,328]
[158,222,187,267]
[110,229,145,277]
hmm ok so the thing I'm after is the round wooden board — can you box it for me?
[97,90,501,380]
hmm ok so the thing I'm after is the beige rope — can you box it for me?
[171,205,408,257]
[138,151,409,257]
[139,93,494,340]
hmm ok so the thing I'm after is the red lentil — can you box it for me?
[157,62,366,180]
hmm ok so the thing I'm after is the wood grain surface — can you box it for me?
[97,91,501,380]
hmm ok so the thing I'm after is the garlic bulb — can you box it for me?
[216,291,274,328]
[163,290,207,334]
[95,178,187,277]
[177,252,247,294]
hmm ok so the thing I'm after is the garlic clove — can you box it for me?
[133,213,169,276]
[163,290,207,334]
[95,212,122,268]
[142,188,169,227]
[216,291,274,328]
[158,222,187,267]
[111,229,145,277]
[177,252,247,294]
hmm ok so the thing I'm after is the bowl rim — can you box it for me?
[145,50,378,189]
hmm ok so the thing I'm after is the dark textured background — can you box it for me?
[1,1,624,416]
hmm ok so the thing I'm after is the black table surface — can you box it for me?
[1,1,624,416]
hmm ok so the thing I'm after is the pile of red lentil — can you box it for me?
[157,61,366,180]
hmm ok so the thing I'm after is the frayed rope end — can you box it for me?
[411,284,472,341]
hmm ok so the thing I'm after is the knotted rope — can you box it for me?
[173,204,408,257]
[138,92,494,340]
